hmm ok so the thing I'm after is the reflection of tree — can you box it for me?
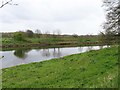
[87,46,93,51]
[99,46,103,49]
[53,48,61,57]
[42,49,50,57]
[78,47,83,52]
[14,48,30,58]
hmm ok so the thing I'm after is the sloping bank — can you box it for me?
[2,46,118,88]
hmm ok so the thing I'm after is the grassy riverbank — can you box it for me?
[1,35,101,48]
[2,46,118,88]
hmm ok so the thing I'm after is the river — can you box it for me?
[0,46,108,69]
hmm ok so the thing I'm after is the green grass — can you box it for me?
[2,46,118,88]
[2,38,29,45]
[2,36,99,46]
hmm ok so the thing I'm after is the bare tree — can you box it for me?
[52,29,62,38]
[53,29,61,35]
[103,0,120,35]
[102,0,120,44]
[0,0,18,8]
[56,29,61,36]
[35,29,41,34]
[35,29,42,38]
[43,30,50,38]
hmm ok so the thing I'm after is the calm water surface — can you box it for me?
[0,46,108,69]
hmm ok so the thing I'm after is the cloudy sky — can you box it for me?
[0,0,105,35]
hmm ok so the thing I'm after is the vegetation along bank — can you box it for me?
[2,46,118,88]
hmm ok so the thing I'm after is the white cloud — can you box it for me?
[0,0,105,35]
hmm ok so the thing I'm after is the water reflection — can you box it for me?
[13,46,103,59]
[13,47,63,59]
[14,48,30,58]
[99,45,104,49]
[42,49,50,57]
[78,47,83,52]
[53,48,61,57]
[78,46,93,52]
[1,46,108,69]
[87,46,93,51]
[41,48,62,57]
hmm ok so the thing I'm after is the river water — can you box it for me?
[0,46,108,69]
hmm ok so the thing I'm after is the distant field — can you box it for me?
[1,35,99,47]
[2,46,118,88]
[2,32,118,49]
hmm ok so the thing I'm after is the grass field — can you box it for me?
[1,35,99,46]
[2,46,118,88]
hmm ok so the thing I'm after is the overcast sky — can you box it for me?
[0,0,105,35]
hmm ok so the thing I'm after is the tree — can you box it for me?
[56,29,61,36]
[98,31,115,45]
[26,30,34,38]
[35,29,41,34]
[52,29,61,38]
[103,0,120,35]
[44,30,50,38]
[13,32,25,41]
[72,34,78,38]
[0,0,18,8]
[35,29,41,38]
[102,0,120,44]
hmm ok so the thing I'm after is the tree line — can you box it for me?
[12,29,62,41]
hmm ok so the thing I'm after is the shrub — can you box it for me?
[26,30,34,38]
[13,32,25,41]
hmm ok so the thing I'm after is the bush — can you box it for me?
[13,32,25,41]
[72,34,78,38]
[26,30,34,38]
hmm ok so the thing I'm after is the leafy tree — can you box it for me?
[13,32,25,41]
